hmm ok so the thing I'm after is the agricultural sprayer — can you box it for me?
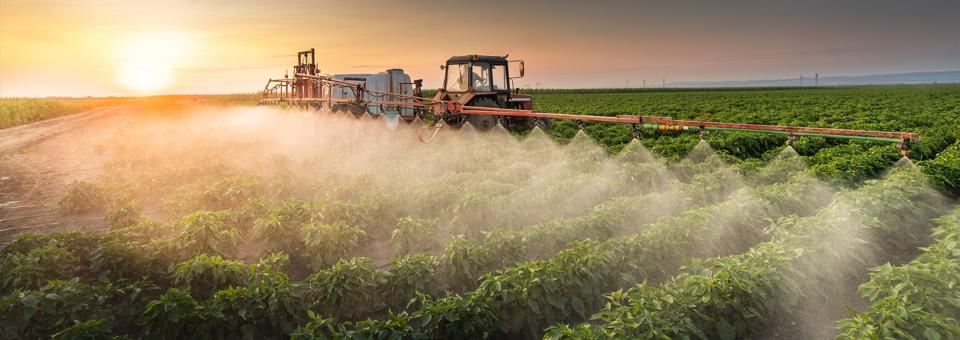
[259,49,919,157]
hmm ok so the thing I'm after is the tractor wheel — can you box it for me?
[465,97,499,132]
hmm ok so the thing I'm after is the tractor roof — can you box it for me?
[446,55,508,64]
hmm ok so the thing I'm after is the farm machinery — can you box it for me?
[259,48,919,157]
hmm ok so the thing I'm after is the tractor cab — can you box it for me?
[441,55,514,95]
[437,55,546,131]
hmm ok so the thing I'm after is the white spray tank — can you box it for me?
[333,69,415,129]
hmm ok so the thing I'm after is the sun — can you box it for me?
[117,62,174,93]
[114,32,191,94]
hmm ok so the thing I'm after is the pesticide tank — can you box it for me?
[333,69,415,128]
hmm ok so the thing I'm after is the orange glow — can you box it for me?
[1,1,957,96]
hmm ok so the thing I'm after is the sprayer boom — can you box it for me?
[458,107,916,143]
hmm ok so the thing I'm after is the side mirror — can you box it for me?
[440,65,446,70]
[509,60,525,78]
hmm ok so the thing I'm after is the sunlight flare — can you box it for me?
[113,32,192,93]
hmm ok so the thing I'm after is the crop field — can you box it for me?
[0,98,123,129]
[1,85,959,339]
[0,95,263,130]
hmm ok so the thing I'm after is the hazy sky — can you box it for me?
[1,0,958,96]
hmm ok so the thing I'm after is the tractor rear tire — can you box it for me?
[465,97,499,132]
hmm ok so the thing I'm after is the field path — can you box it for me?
[0,107,131,243]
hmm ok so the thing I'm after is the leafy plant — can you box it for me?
[2,231,101,261]
[921,141,960,197]
[203,255,308,338]
[253,199,321,260]
[222,197,271,235]
[344,311,425,339]
[87,240,154,283]
[389,217,440,255]
[142,288,204,340]
[171,211,241,258]
[0,278,154,339]
[2,279,96,338]
[172,254,253,299]
[51,319,111,340]
[204,281,306,339]
[299,222,367,270]
[192,175,267,212]
[808,143,900,187]
[337,193,402,238]
[837,206,960,339]
[477,230,525,269]
[2,246,78,292]
[57,182,110,214]
[106,219,171,245]
[440,236,492,290]
[105,201,142,230]
[305,257,383,320]
[472,240,615,338]
[290,311,341,340]
[414,293,495,340]
[448,192,499,235]
[381,254,442,309]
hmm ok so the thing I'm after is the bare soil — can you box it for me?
[0,107,131,243]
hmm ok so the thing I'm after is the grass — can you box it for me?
[0,98,119,129]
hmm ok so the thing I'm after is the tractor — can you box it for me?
[434,55,552,131]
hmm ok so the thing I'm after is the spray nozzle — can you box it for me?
[787,135,798,146]
[898,138,912,159]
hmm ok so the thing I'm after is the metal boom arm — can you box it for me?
[259,72,919,157]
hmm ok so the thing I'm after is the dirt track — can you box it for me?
[0,107,131,243]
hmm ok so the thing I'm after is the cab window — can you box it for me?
[445,63,469,92]
[471,63,492,91]
[491,65,508,91]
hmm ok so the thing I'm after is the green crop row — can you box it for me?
[426,161,746,293]
[0,154,702,337]
[0,148,791,338]
[375,168,832,339]
[545,167,952,339]
[487,174,828,338]
[921,142,960,198]
[836,205,960,339]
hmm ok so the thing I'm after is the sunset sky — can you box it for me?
[1,0,958,96]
